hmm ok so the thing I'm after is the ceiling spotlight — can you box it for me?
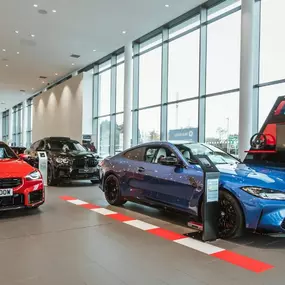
[16,51,20,54]
[72,63,75,66]
[93,49,96,52]
[33,4,38,7]
[122,31,126,34]
[32,88,34,90]
[5,64,8,67]
[55,73,58,76]
[2,49,6,52]
[165,4,170,7]
[42,81,45,84]
[15,30,19,34]
[52,9,56,13]
[31,34,35,38]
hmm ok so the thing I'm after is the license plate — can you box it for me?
[0,189,13,197]
[79,168,95,174]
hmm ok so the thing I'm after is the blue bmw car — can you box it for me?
[99,141,285,238]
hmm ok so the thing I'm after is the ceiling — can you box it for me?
[0,0,206,112]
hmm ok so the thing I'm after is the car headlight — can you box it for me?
[241,186,285,200]
[26,170,41,181]
[55,157,70,164]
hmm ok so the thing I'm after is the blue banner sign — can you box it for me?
[169,128,198,142]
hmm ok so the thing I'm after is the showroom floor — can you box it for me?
[0,182,284,285]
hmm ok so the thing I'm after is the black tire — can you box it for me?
[218,190,244,238]
[47,165,58,186]
[104,175,126,206]
[200,190,244,239]
[91,180,98,185]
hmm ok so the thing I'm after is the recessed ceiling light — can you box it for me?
[33,4,38,7]
[93,49,96,52]
[15,30,19,34]
[2,49,6,52]
[31,34,35,38]
[42,81,45,84]
[5,64,8,67]
[52,9,56,13]
[165,4,170,7]
[55,73,58,75]
[32,88,34,90]
[16,51,20,55]
[72,63,75,65]
[122,31,126,34]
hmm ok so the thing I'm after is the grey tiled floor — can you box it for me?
[0,182,284,285]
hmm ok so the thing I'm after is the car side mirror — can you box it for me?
[18,153,27,160]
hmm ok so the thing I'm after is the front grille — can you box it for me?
[0,178,22,189]
[281,219,285,230]
[73,157,98,169]
[29,190,43,204]
[0,194,24,207]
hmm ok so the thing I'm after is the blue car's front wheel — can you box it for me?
[219,190,244,239]
[104,174,127,206]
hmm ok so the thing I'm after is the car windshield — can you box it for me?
[47,140,86,152]
[0,144,18,159]
[175,143,238,165]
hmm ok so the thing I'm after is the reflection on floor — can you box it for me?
[0,181,284,285]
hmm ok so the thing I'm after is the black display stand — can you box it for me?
[194,155,220,242]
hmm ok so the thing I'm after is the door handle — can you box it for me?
[137,167,145,173]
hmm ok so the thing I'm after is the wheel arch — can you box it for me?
[102,170,118,192]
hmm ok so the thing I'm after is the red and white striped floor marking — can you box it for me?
[60,196,274,273]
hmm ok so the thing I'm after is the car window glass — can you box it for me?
[153,147,176,164]
[145,148,158,162]
[124,147,145,161]
[38,140,44,150]
[31,141,40,150]
[0,144,17,159]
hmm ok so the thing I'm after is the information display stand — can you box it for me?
[195,155,220,242]
[37,151,48,187]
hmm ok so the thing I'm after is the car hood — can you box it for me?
[51,150,96,158]
[0,159,35,178]
[217,163,285,191]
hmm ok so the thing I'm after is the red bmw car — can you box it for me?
[0,142,45,211]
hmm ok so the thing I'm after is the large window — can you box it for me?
[139,47,162,108]
[116,63,124,113]
[12,104,23,146]
[98,117,110,156]
[258,84,285,128]
[98,69,111,116]
[26,99,33,147]
[138,107,161,143]
[168,30,200,102]
[2,110,9,143]
[167,100,199,142]
[206,11,241,94]
[93,54,125,156]
[205,93,239,156]
[260,0,285,83]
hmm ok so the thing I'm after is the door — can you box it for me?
[142,146,198,211]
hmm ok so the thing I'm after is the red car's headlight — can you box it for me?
[26,170,41,181]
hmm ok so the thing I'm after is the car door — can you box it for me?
[142,145,198,211]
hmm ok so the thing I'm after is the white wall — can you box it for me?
[33,74,84,142]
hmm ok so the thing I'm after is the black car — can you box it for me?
[25,137,100,186]
[11,146,26,155]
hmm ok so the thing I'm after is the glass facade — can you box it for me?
[12,104,23,146]
[26,99,33,147]
[3,0,284,158]
[2,110,9,143]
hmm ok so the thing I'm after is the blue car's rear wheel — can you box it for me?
[219,190,244,238]
[104,175,126,206]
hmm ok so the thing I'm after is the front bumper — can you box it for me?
[257,204,285,233]
[57,166,100,180]
[0,181,45,211]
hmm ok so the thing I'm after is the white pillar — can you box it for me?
[238,0,255,160]
[123,43,133,150]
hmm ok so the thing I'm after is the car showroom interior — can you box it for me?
[0,0,284,284]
